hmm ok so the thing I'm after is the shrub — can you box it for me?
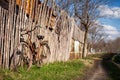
[112,54,120,64]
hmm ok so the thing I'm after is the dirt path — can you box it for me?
[87,59,110,80]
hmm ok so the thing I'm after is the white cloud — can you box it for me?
[102,25,120,40]
[90,20,120,40]
[98,5,120,18]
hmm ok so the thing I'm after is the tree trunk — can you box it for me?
[82,29,88,58]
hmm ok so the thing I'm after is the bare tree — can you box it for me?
[106,37,120,53]
[73,0,108,58]
[93,37,120,54]
[88,23,108,53]
[93,39,107,52]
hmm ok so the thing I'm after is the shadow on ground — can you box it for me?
[102,53,120,80]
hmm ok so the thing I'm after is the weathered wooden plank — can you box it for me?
[0,6,2,67]
[3,10,6,68]
[47,0,55,29]
[0,5,3,68]
[37,2,43,26]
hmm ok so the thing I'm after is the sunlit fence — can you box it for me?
[0,0,77,69]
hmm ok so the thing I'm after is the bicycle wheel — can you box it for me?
[13,42,31,71]
[39,43,51,65]
[21,42,33,71]
[13,46,23,71]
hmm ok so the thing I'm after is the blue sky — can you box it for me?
[98,0,120,40]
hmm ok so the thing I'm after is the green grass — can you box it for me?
[85,53,104,59]
[0,60,87,80]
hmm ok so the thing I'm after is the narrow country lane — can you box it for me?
[88,59,109,80]
[82,54,120,80]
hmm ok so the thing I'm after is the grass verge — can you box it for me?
[0,59,90,80]
[85,53,104,59]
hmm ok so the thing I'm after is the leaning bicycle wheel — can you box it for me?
[13,42,31,71]
[40,42,51,64]
[13,46,23,71]
[21,42,33,71]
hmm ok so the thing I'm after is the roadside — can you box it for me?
[0,60,88,80]
[82,53,120,80]
[87,59,109,80]
[102,53,120,80]
[81,58,109,80]
[0,53,120,80]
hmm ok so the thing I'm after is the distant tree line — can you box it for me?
[92,37,120,53]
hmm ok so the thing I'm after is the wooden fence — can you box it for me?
[0,0,76,69]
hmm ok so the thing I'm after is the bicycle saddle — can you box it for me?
[37,35,44,40]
